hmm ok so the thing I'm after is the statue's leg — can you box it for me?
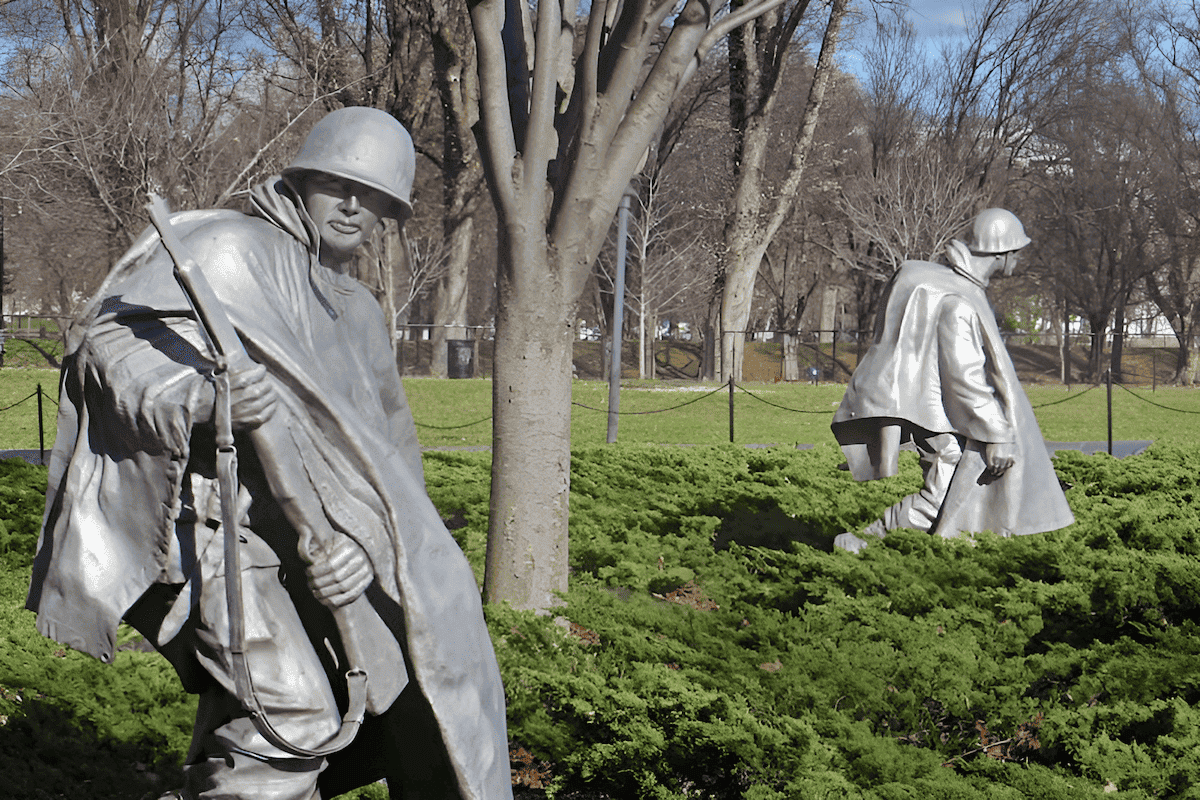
[319,589,463,800]
[837,433,964,553]
[880,432,963,532]
[182,554,342,800]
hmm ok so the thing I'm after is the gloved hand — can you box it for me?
[225,361,278,430]
[307,533,374,608]
[984,441,1016,476]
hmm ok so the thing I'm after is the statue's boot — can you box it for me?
[833,519,888,554]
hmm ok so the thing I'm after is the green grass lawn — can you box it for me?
[0,368,60,452]
[6,369,1200,451]
[405,378,1200,449]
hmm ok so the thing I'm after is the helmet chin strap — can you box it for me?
[1001,252,1018,277]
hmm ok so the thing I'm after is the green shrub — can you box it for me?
[0,457,47,569]
[5,443,1200,797]
[486,442,1200,797]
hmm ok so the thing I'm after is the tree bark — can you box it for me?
[430,217,473,377]
[483,232,571,609]
[719,0,848,382]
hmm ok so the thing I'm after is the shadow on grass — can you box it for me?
[710,497,834,554]
[0,696,183,800]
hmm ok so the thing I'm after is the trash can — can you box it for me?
[447,339,475,379]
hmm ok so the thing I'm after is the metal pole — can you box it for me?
[728,376,734,443]
[830,333,836,381]
[607,187,635,443]
[37,383,45,464]
[1106,368,1113,456]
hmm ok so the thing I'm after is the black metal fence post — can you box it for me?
[37,383,45,464]
[1105,369,1113,456]
[728,377,734,443]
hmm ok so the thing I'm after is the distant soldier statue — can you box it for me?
[27,107,512,799]
[831,208,1073,553]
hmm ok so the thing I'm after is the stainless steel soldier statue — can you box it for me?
[831,209,1073,554]
[28,107,512,800]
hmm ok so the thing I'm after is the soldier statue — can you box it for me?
[831,208,1073,553]
[28,107,512,800]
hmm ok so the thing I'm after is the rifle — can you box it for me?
[145,194,407,757]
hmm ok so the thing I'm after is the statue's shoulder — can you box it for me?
[897,259,950,281]
[180,210,296,254]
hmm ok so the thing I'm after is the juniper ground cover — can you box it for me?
[4,432,1199,798]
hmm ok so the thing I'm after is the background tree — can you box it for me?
[0,0,335,316]
[391,0,489,376]
[1126,0,1200,383]
[716,0,850,382]
[595,175,714,378]
[1030,73,1163,381]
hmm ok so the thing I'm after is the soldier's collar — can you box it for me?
[945,239,989,288]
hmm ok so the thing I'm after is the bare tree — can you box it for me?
[838,140,988,276]
[467,0,791,611]
[397,0,488,378]
[1030,74,1165,381]
[933,0,1110,188]
[1125,0,1200,383]
[837,18,985,279]
[0,0,306,314]
[717,0,851,383]
[595,175,713,378]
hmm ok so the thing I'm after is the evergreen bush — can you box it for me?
[430,443,1200,798]
[3,441,1200,798]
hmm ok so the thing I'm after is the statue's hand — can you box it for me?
[226,361,278,430]
[307,533,373,609]
[984,441,1016,476]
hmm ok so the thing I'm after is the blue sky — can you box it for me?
[840,0,974,78]
[904,0,971,38]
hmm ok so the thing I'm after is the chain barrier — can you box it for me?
[409,377,1200,434]
[571,384,728,416]
[413,415,493,430]
[1113,381,1200,415]
[0,384,54,461]
[1028,385,1097,408]
[733,382,840,414]
[0,391,38,413]
[406,372,1200,452]
[10,372,1199,450]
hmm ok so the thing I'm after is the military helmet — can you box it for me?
[283,106,415,216]
[967,208,1031,254]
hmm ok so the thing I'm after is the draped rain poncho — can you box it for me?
[831,258,1073,538]
[27,179,511,799]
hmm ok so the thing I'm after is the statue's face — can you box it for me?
[303,173,392,267]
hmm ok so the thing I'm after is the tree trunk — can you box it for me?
[1189,338,1200,385]
[718,0,848,383]
[782,332,801,381]
[1088,321,1106,382]
[637,300,646,380]
[718,245,763,383]
[647,310,659,380]
[1170,332,1190,384]
[1110,295,1126,383]
[430,218,473,378]
[483,235,571,610]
